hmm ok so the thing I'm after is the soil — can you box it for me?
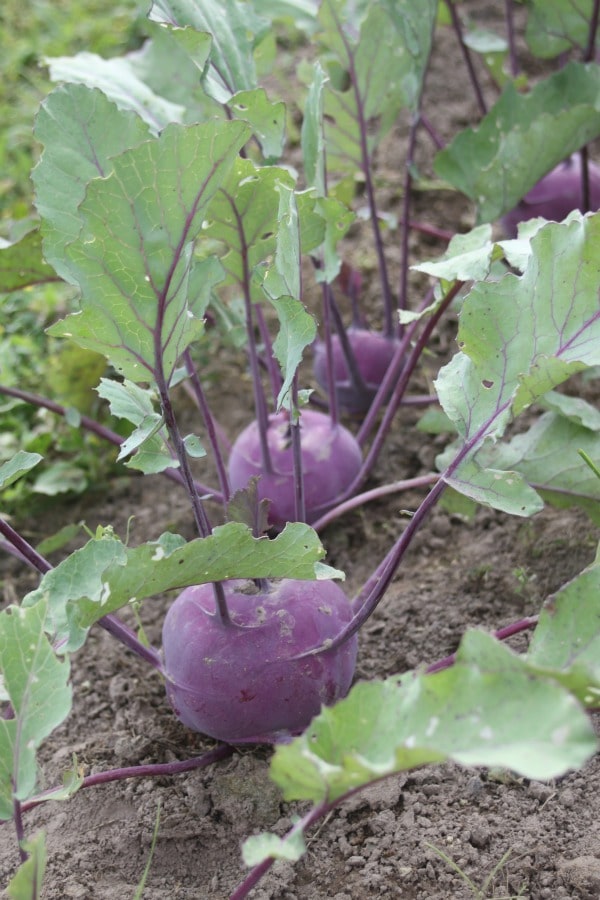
[1,4,600,899]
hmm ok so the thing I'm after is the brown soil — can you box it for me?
[1,4,600,899]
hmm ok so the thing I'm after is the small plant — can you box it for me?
[2,1,600,897]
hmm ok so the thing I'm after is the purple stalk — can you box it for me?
[183,350,231,503]
[398,114,421,318]
[13,794,28,864]
[254,303,283,408]
[0,515,163,671]
[0,383,221,502]
[329,3,394,336]
[504,0,519,77]
[445,0,487,115]
[19,744,234,815]
[289,379,307,524]
[321,282,339,426]
[311,474,439,532]
[583,0,600,62]
[419,114,445,151]
[327,289,371,402]
[580,0,600,208]
[408,220,453,242]
[426,616,539,675]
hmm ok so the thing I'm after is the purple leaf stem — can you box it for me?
[445,0,487,115]
[426,616,539,675]
[321,281,339,426]
[13,794,28,863]
[327,288,371,401]
[230,800,330,900]
[183,350,231,503]
[398,115,421,319]
[419,114,445,151]
[584,0,600,62]
[19,744,235,815]
[504,0,519,77]
[254,303,283,408]
[408,220,453,242]
[0,515,164,671]
[0,383,220,502]
[330,3,394,335]
[290,378,306,524]
[311,473,439,533]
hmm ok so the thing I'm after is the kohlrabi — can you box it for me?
[162,577,357,743]
[228,408,362,528]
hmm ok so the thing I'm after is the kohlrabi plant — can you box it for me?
[2,1,600,897]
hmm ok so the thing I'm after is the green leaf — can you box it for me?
[434,62,600,223]
[319,0,436,177]
[527,561,600,706]
[539,391,600,431]
[7,831,46,900]
[525,0,599,59]
[33,84,150,282]
[96,378,157,426]
[411,224,500,283]
[242,828,306,866]
[270,631,597,804]
[48,118,250,383]
[263,182,301,301]
[0,452,43,490]
[183,434,206,458]
[301,62,328,197]
[435,214,600,514]
[0,230,58,293]
[45,53,184,133]
[149,0,269,97]
[226,88,286,160]
[270,296,317,410]
[32,463,88,497]
[0,601,72,819]
[24,523,344,652]
[476,411,600,524]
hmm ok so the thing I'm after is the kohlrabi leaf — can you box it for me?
[24,523,343,652]
[435,214,600,515]
[6,831,46,900]
[475,412,600,524]
[0,230,58,292]
[302,61,328,197]
[47,119,250,383]
[270,630,596,804]
[0,452,43,490]
[525,0,599,59]
[201,157,294,298]
[0,600,72,820]
[411,224,501,283]
[226,88,286,160]
[539,391,600,430]
[319,0,436,178]
[149,0,268,98]
[44,54,184,133]
[434,62,600,223]
[33,84,150,282]
[527,561,600,706]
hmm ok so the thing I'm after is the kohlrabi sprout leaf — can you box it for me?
[271,295,317,410]
[319,0,436,177]
[0,452,43,490]
[527,562,600,707]
[242,829,306,867]
[435,213,600,515]
[47,119,250,383]
[6,831,46,900]
[475,411,600,524]
[434,62,600,223]
[525,0,598,59]
[45,54,184,133]
[24,523,343,652]
[0,229,58,292]
[0,600,72,820]
[149,0,268,98]
[270,631,597,804]
[539,391,600,430]
[411,224,501,283]
[33,84,150,282]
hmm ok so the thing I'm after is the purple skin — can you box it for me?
[162,578,358,743]
[313,329,402,413]
[228,408,362,528]
[501,155,600,237]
